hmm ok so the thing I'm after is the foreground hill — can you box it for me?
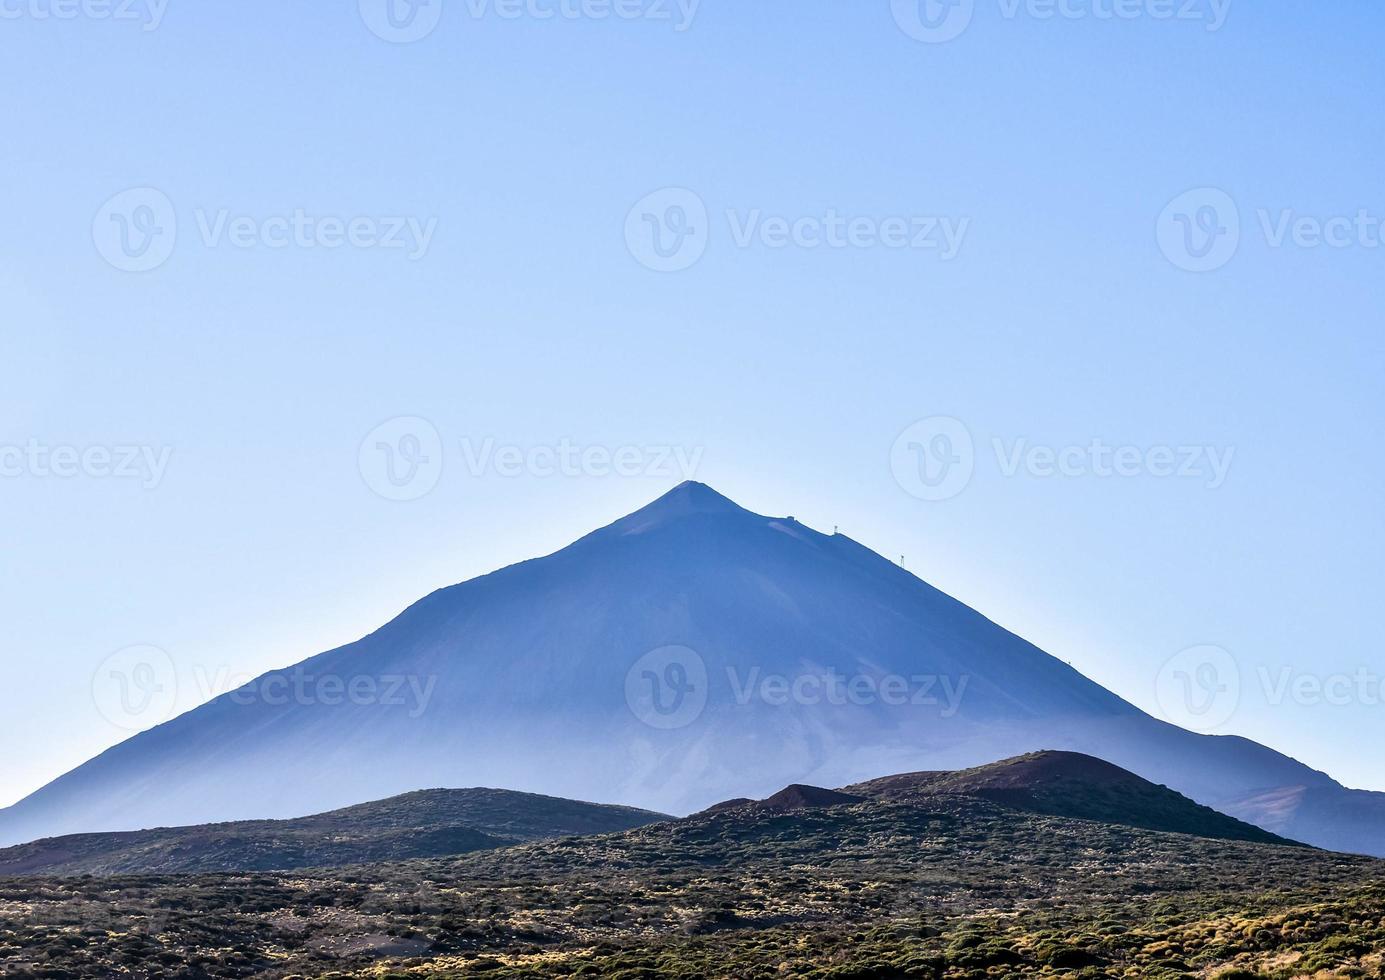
[3,482,1381,855]
[0,757,1379,978]
[0,789,666,876]
[844,750,1299,846]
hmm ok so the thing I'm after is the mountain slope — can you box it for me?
[1,481,1380,855]
[845,750,1298,846]
[3,761,1380,978]
[0,788,668,876]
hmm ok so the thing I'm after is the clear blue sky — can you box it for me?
[2,0,1382,807]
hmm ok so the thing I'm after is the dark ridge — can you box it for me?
[761,785,864,812]
[697,785,864,818]
[0,788,670,877]
[697,798,756,816]
[846,751,1301,847]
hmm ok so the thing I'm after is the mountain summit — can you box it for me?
[622,480,750,521]
[2,484,1380,853]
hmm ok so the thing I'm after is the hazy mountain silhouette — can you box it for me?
[1,482,1380,854]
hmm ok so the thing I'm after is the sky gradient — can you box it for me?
[2,0,1382,808]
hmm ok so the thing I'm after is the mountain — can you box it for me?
[710,783,866,815]
[2,481,1381,855]
[0,788,667,876]
[844,750,1298,846]
[3,754,1380,978]
[0,752,1284,878]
